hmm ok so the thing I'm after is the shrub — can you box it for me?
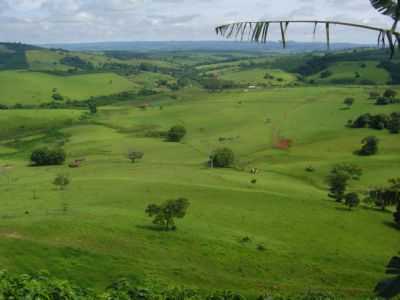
[343,97,355,108]
[167,125,187,142]
[211,148,235,168]
[30,148,66,166]
[88,101,97,114]
[383,89,397,99]
[358,136,379,156]
[376,96,392,105]
[53,174,70,190]
[52,92,64,101]
[344,193,360,210]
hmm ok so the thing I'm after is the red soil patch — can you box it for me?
[274,138,293,150]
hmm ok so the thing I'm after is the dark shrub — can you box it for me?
[376,96,392,105]
[358,136,379,156]
[211,148,235,168]
[30,147,66,166]
[167,125,187,142]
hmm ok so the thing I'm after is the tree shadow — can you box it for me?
[382,221,400,231]
[335,207,352,212]
[135,224,169,232]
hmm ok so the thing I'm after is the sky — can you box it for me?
[0,0,395,44]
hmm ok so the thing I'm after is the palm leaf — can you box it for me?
[369,0,399,20]
[215,20,400,57]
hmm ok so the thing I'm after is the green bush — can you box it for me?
[30,147,66,166]
[211,148,235,168]
[167,125,187,142]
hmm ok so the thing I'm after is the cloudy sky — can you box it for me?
[0,0,395,44]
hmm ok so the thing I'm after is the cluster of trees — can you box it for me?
[61,56,95,71]
[374,89,399,105]
[30,148,66,166]
[327,164,400,226]
[350,112,400,134]
[365,179,400,229]
[326,163,362,205]
[199,77,236,91]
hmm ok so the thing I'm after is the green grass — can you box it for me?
[0,84,399,297]
[216,68,297,86]
[310,61,391,85]
[0,70,139,105]
[26,50,72,71]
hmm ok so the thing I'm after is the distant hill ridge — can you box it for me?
[41,40,373,52]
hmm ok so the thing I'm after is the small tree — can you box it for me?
[88,101,97,114]
[383,89,397,99]
[358,136,379,156]
[344,192,360,210]
[211,148,235,168]
[53,174,70,191]
[326,163,362,202]
[167,125,186,142]
[128,151,144,163]
[343,97,355,108]
[145,198,190,231]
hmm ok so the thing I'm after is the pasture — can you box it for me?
[0,70,138,105]
[0,84,399,298]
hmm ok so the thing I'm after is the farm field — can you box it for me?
[1,64,400,300]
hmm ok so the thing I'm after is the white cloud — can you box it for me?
[0,0,395,44]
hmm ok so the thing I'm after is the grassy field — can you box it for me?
[0,70,139,105]
[215,68,298,86]
[0,82,399,298]
[309,61,391,85]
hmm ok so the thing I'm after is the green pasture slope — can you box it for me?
[0,80,399,298]
[0,70,138,105]
[309,61,391,85]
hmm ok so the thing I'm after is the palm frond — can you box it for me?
[216,20,400,58]
[369,0,399,20]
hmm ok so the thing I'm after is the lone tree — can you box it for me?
[167,125,187,142]
[53,174,70,191]
[145,198,190,231]
[344,97,355,108]
[344,192,360,210]
[128,150,144,163]
[211,147,235,168]
[327,163,362,202]
[358,136,379,156]
[375,254,400,299]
